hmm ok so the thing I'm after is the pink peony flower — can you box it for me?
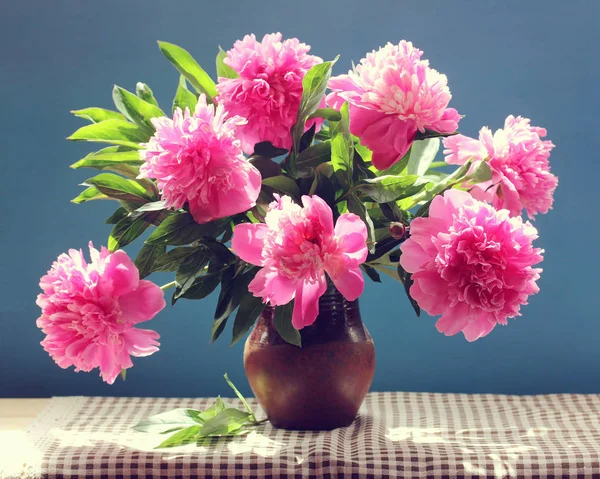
[36,243,165,384]
[231,195,368,329]
[443,115,558,218]
[327,40,460,171]
[400,189,543,341]
[216,33,323,154]
[139,95,262,224]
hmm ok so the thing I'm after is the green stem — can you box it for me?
[251,418,269,426]
[160,280,177,291]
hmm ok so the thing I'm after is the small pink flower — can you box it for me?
[443,115,558,218]
[327,41,460,170]
[232,195,368,329]
[36,243,165,384]
[400,190,543,341]
[216,33,323,154]
[139,95,262,224]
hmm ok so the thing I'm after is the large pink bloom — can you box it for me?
[443,115,558,218]
[216,33,322,154]
[232,195,368,329]
[139,95,261,224]
[36,243,165,384]
[327,41,460,170]
[400,190,543,341]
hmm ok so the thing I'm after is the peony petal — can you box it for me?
[399,240,432,273]
[435,303,471,337]
[119,280,166,325]
[442,134,488,165]
[232,223,269,266]
[291,275,327,329]
[327,266,364,301]
[101,250,139,297]
[334,213,367,240]
[409,273,447,316]
[428,108,460,134]
[123,328,160,357]
[248,267,296,306]
[99,346,120,385]
[302,195,334,236]
[462,318,496,342]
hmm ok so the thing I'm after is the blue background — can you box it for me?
[2,0,599,398]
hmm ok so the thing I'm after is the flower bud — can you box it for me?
[389,222,406,240]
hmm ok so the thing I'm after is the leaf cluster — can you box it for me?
[67,41,494,343]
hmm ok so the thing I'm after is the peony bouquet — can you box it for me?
[37,34,557,394]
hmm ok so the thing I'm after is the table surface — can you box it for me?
[3,393,600,479]
[0,398,49,430]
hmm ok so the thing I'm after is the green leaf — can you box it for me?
[249,156,282,179]
[105,206,129,224]
[83,173,154,204]
[175,249,210,296]
[68,119,148,148]
[197,409,251,437]
[414,129,458,141]
[223,373,256,420]
[308,162,336,206]
[403,160,473,212]
[354,175,422,203]
[133,408,203,434]
[347,194,376,253]
[330,103,353,188]
[466,160,493,183]
[146,212,212,246]
[253,141,288,158]
[289,59,336,175]
[197,397,226,422]
[135,243,167,278]
[108,212,155,252]
[307,108,341,122]
[366,236,402,262]
[231,294,265,346]
[135,82,160,107]
[173,75,198,113]
[295,60,335,128]
[262,176,300,200]
[274,302,301,347]
[135,200,167,212]
[379,201,406,223]
[112,85,165,134]
[71,186,108,204]
[212,267,258,342]
[156,425,202,448]
[175,267,222,302]
[362,264,382,283]
[71,146,143,171]
[354,142,373,163]
[298,123,317,153]
[153,246,199,272]
[216,46,238,79]
[296,141,331,178]
[71,107,125,123]
[158,41,218,101]
[407,138,440,176]
[380,149,411,176]
[397,258,420,317]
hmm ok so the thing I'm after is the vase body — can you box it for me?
[243,282,375,430]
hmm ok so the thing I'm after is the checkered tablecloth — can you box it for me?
[5,392,600,478]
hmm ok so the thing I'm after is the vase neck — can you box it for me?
[255,283,367,347]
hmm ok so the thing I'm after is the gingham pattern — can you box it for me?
[9,392,600,478]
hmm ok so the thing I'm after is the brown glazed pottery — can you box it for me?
[243,281,375,430]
